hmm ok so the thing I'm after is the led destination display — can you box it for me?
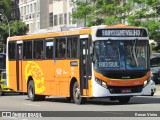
[96,28,148,37]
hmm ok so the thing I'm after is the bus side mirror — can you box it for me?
[90,46,93,55]
[90,46,95,63]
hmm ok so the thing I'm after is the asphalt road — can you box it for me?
[0,85,160,120]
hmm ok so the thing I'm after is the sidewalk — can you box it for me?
[155,85,160,95]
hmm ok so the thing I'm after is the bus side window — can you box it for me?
[67,37,72,58]
[8,42,16,60]
[55,38,66,58]
[23,41,32,59]
[72,37,78,58]
[45,40,54,59]
[67,37,78,58]
[33,39,44,59]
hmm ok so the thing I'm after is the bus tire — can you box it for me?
[118,97,130,104]
[73,81,86,104]
[151,92,154,96]
[28,80,39,101]
[0,87,4,96]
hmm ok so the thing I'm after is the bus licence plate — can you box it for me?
[121,89,131,93]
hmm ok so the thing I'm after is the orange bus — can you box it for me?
[6,24,151,104]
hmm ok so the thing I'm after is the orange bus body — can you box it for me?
[8,28,91,97]
[7,24,151,104]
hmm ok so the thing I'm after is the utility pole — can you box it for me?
[0,1,10,53]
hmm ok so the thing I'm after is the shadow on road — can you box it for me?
[23,95,160,106]
[1,92,26,96]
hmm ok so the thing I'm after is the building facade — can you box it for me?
[13,0,81,34]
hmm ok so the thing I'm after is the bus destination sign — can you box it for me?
[96,28,148,37]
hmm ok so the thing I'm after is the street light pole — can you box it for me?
[0,9,10,37]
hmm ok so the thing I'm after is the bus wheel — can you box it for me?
[151,92,154,96]
[118,97,130,104]
[28,80,39,101]
[0,87,4,96]
[73,82,86,104]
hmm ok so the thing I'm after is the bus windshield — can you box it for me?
[93,40,149,70]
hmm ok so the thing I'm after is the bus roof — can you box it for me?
[8,24,146,41]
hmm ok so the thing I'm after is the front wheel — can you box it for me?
[73,82,86,104]
[118,97,130,104]
[151,92,154,96]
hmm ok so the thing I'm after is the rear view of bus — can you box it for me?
[91,25,151,103]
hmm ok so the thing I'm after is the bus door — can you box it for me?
[79,35,91,96]
[16,41,23,91]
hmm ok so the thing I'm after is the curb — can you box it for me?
[155,85,160,95]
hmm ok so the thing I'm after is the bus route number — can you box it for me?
[99,62,119,68]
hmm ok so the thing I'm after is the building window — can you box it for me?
[30,4,33,14]
[64,13,67,24]
[20,7,23,16]
[8,42,16,60]
[54,15,58,26]
[33,39,44,59]
[27,5,29,15]
[23,41,32,59]
[24,6,26,15]
[45,40,54,59]
[34,3,36,13]
[49,12,53,27]
[59,14,63,25]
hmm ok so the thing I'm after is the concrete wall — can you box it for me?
[40,0,49,29]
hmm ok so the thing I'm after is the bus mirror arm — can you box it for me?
[92,57,95,64]
[90,46,95,63]
[90,46,93,55]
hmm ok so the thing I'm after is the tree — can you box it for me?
[0,0,13,21]
[0,0,29,52]
[70,0,130,26]
[71,0,160,48]
[0,20,29,52]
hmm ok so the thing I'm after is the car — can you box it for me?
[150,53,160,84]
[150,79,156,96]
[0,71,14,96]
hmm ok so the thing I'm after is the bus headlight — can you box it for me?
[143,79,150,87]
[102,81,107,87]
[95,78,107,88]
[144,80,147,86]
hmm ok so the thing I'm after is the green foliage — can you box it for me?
[0,20,29,52]
[10,20,29,36]
[0,20,29,41]
[71,0,160,51]
[0,0,13,21]
[0,0,29,52]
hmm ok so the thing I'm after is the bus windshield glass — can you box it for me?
[93,40,149,70]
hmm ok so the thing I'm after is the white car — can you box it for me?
[151,80,156,96]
